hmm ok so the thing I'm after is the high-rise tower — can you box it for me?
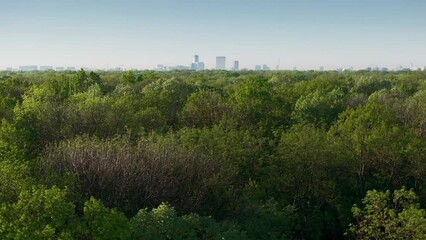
[216,56,226,70]
[232,61,239,70]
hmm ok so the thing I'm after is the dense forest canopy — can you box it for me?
[1,69,426,239]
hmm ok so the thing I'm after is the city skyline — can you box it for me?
[5,52,426,72]
[7,57,426,72]
[1,0,425,70]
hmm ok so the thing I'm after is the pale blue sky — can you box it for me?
[1,0,425,70]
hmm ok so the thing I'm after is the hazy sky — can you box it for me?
[1,0,425,70]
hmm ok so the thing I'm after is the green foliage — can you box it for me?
[230,76,288,132]
[180,90,230,128]
[0,96,16,121]
[63,84,111,137]
[348,188,426,239]
[330,100,410,195]
[292,88,345,127]
[0,161,32,204]
[83,197,131,240]
[1,69,426,239]
[130,202,246,240]
[0,186,79,240]
[142,78,195,126]
[121,70,137,84]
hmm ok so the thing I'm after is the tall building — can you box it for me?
[197,62,205,71]
[232,61,239,70]
[216,56,226,70]
[255,65,262,70]
[191,54,205,71]
[56,67,64,71]
[262,64,270,70]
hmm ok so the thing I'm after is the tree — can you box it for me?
[83,197,131,240]
[329,101,408,196]
[0,186,79,240]
[130,202,245,240]
[142,78,195,126]
[292,88,345,127]
[229,76,286,132]
[0,160,32,204]
[270,124,343,239]
[63,84,112,138]
[180,90,230,128]
[121,71,137,84]
[347,188,426,239]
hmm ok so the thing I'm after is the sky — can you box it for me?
[0,0,425,70]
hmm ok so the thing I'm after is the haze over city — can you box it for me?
[1,0,426,70]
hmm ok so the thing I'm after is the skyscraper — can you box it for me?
[192,54,205,71]
[232,61,239,70]
[216,56,226,70]
[255,65,262,70]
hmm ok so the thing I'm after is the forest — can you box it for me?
[1,69,426,239]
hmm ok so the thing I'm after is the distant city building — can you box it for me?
[165,65,190,70]
[197,62,205,71]
[191,54,205,71]
[56,67,65,71]
[40,66,53,71]
[319,66,324,71]
[216,56,226,70]
[232,61,239,70]
[6,68,12,72]
[19,65,38,71]
[255,65,262,70]
[66,67,76,71]
[174,65,190,70]
[262,64,270,71]
[423,66,426,71]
